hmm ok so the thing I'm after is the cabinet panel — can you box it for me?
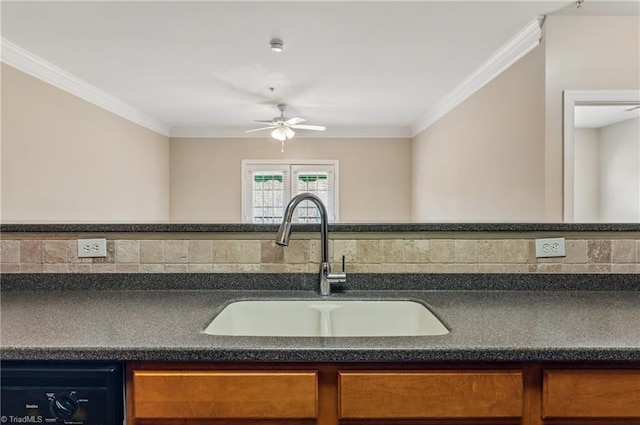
[339,370,523,419]
[132,370,317,419]
[543,370,640,418]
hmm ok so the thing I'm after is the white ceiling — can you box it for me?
[2,0,635,138]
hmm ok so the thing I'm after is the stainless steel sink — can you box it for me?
[203,300,449,337]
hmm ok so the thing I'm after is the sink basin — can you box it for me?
[203,300,449,337]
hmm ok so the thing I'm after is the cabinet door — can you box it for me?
[132,370,317,419]
[338,370,523,419]
[543,370,640,418]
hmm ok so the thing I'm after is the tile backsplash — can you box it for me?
[1,234,638,273]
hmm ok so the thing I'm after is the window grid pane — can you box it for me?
[251,172,285,223]
[294,172,329,223]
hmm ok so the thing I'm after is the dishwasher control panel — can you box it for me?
[0,362,123,425]
[2,387,109,424]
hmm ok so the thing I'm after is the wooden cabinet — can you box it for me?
[339,370,523,419]
[127,363,640,425]
[542,369,640,422]
[132,370,317,419]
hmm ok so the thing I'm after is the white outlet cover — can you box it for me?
[77,238,107,258]
[535,237,566,258]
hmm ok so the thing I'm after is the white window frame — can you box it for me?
[241,159,340,223]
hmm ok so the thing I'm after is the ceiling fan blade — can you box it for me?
[245,126,276,133]
[625,105,640,112]
[285,117,306,126]
[254,120,276,124]
[290,124,326,131]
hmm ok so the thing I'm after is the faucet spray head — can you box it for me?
[275,221,292,246]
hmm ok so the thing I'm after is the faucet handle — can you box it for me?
[341,255,346,273]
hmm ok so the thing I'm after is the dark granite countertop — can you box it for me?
[1,274,639,363]
[2,222,639,233]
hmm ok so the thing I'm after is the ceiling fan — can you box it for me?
[246,104,326,150]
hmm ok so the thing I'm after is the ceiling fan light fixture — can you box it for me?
[285,127,295,139]
[271,127,287,141]
[270,38,284,52]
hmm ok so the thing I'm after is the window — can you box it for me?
[242,160,339,223]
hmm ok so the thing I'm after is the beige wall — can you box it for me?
[544,15,640,221]
[411,44,545,221]
[170,137,412,222]
[1,65,171,221]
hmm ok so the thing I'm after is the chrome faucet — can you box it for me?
[275,192,346,296]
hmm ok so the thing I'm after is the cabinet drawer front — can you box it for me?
[543,370,640,418]
[338,371,523,419]
[133,370,317,419]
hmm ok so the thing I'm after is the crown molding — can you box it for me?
[410,16,544,137]
[1,38,171,136]
[170,126,413,138]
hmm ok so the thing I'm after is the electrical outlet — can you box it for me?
[77,238,107,258]
[535,237,566,258]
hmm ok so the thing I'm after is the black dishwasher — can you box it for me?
[0,361,123,425]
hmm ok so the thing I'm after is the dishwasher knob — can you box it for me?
[52,394,78,418]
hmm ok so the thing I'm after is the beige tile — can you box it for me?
[21,263,43,272]
[332,240,357,263]
[564,240,588,264]
[260,264,287,273]
[430,263,457,273]
[237,264,261,272]
[236,240,260,264]
[20,240,43,263]
[454,264,479,273]
[478,240,504,263]
[0,240,20,263]
[0,264,20,272]
[455,240,477,263]
[527,240,538,263]
[116,264,140,272]
[562,264,589,273]
[587,263,611,273]
[68,263,92,273]
[164,264,188,273]
[165,240,187,263]
[503,264,530,273]
[44,240,68,263]
[282,240,309,264]
[588,240,611,263]
[611,240,636,263]
[140,240,164,264]
[140,264,164,272]
[188,240,212,263]
[404,263,432,273]
[115,240,139,264]
[406,240,430,263]
[91,264,116,273]
[381,240,406,263]
[612,264,638,273]
[188,264,213,273]
[213,264,238,273]
[261,240,284,263]
[213,240,236,263]
[536,263,563,273]
[430,240,454,263]
[284,263,310,273]
[384,263,410,273]
[477,264,503,273]
[350,263,383,273]
[357,240,382,263]
[43,264,69,273]
[503,240,529,263]
[310,239,329,264]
